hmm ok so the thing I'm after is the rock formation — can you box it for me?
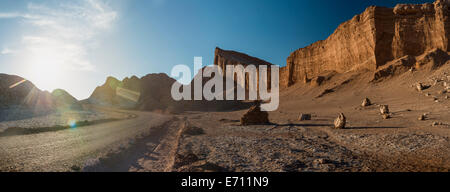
[362,98,372,107]
[52,89,82,110]
[240,103,269,125]
[283,0,450,87]
[87,76,123,106]
[334,113,346,129]
[380,105,390,114]
[298,113,312,121]
[87,73,177,111]
[214,47,273,93]
[0,74,80,121]
[136,73,177,111]
[0,74,54,112]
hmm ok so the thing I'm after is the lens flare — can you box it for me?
[68,119,77,128]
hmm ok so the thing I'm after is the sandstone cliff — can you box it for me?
[214,47,273,93]
[284,0,450,87]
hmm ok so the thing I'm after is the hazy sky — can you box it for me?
[0,0,433,99]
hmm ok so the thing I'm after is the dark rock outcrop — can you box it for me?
[0,74,55,111]
[240,103,269,125]
[0,74,80,121]
[87,73,176,111]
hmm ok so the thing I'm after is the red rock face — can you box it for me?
[284,0,450,87]
[214,47,273,93]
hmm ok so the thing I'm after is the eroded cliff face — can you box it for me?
[214,47,273,92]
[284,0,450,87]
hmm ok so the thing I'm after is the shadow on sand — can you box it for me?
[346,126,405,129]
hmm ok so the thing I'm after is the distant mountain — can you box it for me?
[86,70,253,113]
[87,76,124,107]
[86,73,178,111]
[0,73,81,121]
[0,73,54,111]
[136,73,177,111]
[51,89,82,110]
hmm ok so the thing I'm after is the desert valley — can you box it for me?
[1,0,450,172]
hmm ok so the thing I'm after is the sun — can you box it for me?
[23,44,67,92]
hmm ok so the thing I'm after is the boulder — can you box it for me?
[334,113,346,129]
[380,105,389,114]
[432,122,442,126]
[240,103,269,126]
[298,113,312,121]
[361,98,372,107]
[418,114,426,121]
[417,83,424,91]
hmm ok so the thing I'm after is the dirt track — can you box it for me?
[0,110,173,172]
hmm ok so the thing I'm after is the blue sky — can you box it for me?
[0,0,433,99]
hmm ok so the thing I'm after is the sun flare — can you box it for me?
[22,41,68,91]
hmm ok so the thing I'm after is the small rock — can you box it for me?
[432,122,441,126]
[438,90,447,95]
[334,113,346,129]
[71,165,81,171]
[240,102,269,126]
[361,98,372,107]
[380,105,389,114]
[418,114,426,121]
[313,158,329,166]
[425,93,431,97]
[416,83,424,91]
[382,114,390,119]
[298,113,312,121]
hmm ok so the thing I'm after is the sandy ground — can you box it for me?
[0,110,172,172]
[166,65,450,172]
[0,106,130,132]
[1,65,449,172]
